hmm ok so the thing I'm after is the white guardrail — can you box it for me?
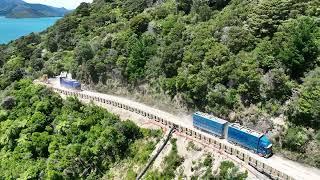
[46,85,293,180]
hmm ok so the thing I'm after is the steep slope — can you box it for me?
[0,0,23,16]
[0,79,161,179]
[0,0,319,169]
[0,0,69,18]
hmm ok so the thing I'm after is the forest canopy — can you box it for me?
[0,79,152,179]
[0,0,319,119]
[0,0,319,168]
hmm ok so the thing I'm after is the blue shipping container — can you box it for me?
[193,112,228,137]
[60,77,81,90]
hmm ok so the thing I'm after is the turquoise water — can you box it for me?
[0,16,61,44]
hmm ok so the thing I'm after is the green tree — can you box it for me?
[261,68,294,103]
[176,0,192,14]
[75,41,94,64]
[157,22,185,78]
[273,16,320,79]
[191,0,213,21]
[222,26,256,54]
[283,126,310,152]
[248,0,293,37]
[206,84,239,117]
[126,34,156,82]
[217,161,248,180]
[253,39,276,71]
[288,67,320,129]
[75,2,91,17]
[122,0,148,18]
[228,52,262,105]
[1,97,16,110]
[130,14,150,35]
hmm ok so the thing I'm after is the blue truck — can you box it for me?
[59,77,81,90]
[192,112,272,157]
[227,123,272,157]
[193,112,228,138]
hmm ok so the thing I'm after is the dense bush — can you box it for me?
[283,126,310,152]
[0,0,318,118]
[218,161,248,180]
[0,80,146,179]
[1,96,15,110]
[197,158,248,180]
[145,138,184,179]
[0,0,319,168]
[288,67,320,129]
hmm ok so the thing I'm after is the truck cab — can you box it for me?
[257,135,273,157]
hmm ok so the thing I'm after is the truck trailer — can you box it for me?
[193,112,228,138]
[192,112,273,157]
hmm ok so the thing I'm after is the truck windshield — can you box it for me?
[265,145,272,156]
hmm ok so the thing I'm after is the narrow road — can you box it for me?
[80,89,320,180]
[36,80,320,180]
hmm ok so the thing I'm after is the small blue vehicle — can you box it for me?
[59,77,81,90]
[193,112,272,158]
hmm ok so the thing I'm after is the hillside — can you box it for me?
[0,0,69,18]
[0,0,319,170]
[0,80,252,179]
[0,79,162,179]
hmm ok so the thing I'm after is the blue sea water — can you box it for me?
[0,16,61,44]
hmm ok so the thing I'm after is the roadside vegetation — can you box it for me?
[145,138,184,179]
[191,154,247,179]
[0,0,319,168]
[0,79,160,179]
